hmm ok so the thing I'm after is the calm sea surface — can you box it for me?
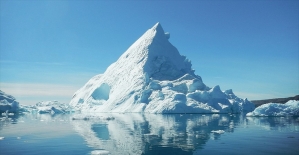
[0,113,298,155]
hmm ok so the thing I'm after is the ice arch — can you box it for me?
[91,83,110,100]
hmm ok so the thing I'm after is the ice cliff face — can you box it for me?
[70,23,255,113]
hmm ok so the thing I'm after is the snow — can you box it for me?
[246,100,299,117]
[0,90,19,113]
[70,22,255,114]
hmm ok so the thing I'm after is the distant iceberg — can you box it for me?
[21,101,73,115]
[0,90,19,113]
[70,23,255,114]
[246,100,299,117]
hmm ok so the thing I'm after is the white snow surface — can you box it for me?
[246,100,299,117]
[70,23,255,113]
[0,90,19,113]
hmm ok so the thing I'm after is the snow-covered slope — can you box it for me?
[0,90,19,113]
[246,100,299,116]
[70,23,254,113]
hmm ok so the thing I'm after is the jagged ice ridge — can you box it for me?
[70,23,255,113]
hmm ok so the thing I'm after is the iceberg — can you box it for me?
[246,100,299,117]
[70,23,255,113]
[0,90,19,113]
[21,101,72,115]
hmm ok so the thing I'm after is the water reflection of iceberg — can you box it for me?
[71,113,242,154]
[246,117,299,132]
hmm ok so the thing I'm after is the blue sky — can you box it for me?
[1,0,298,105]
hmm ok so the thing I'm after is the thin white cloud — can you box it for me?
[0,83,78,97]
[0,82,81,105]
[0,60,101,73]
[0,60,67,66]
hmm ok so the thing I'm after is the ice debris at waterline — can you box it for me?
[70,23,255,114]
[90,150,110,155]
[211,130,225,134]
[246,100,299,117]
[0,90,19,113]
[21,101,73,114]
[72,113,115,120]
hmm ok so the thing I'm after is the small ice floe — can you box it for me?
[211,130,225,134]
[0,137,4,140]
[90,150,110,155]
[7,113,14,116]
[143,133,155,136]
[0,117,11,121]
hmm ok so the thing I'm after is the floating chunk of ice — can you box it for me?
[211,130,225,134]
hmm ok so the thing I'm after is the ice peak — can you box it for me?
[146,22,168,42]
[151,23,170,40]
[70,23,255,114]
[151,22,164,32]
[152,22,161,28]
[151,22,170,39]
[117,22,192,80]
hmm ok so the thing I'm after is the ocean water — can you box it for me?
[0,113,298,155]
